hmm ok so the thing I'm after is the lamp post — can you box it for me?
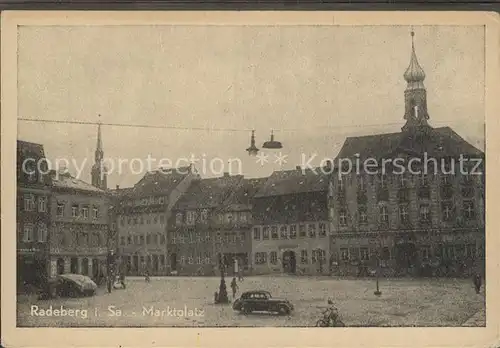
[216,253,229,304]
[374,232,382,296]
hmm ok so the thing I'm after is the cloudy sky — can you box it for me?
[17,25,485,188]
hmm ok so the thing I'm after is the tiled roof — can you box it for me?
[50,172,105,193]
[253,167,329,198]
[175,175,244,210]
[128,166,194,197]
[335,126,484,163]
[221,177,268,211]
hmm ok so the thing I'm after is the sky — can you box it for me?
[17,25,485,188]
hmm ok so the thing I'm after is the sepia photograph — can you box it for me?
[1,10,499,348]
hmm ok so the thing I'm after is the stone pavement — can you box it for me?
[462,308,486,326]
[17,276,485,327]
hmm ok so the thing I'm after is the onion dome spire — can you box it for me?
[403,31,426,90]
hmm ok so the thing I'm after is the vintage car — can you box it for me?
[55,274,97,297]
[232,290,294,315]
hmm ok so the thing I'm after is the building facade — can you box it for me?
[252,167,331,275]
[329,32,485,278]
[48,171,111,280]
[168,174,261,276]
[17,140,52,289]
[115,166,198,276]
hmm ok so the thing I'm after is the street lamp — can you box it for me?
[216,253,229,304]
[374,232,382,296]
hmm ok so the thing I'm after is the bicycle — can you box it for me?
[315,304,345,327]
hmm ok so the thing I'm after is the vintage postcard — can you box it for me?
[1,10,499,348]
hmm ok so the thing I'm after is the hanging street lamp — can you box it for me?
[262,130,283,149]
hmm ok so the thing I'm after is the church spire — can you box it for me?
[91,114,107,190]
[402,30,431,132]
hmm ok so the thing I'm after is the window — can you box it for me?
[340,248,349,261]
[379,174,387,188]
[38,197,47,212]
[338,177,344,191]
[81,206,89,219]
[186,211,196,225]
[57,203,65,217]
[420,174,429,187]
[153,215,158,224]
[419,205,430,222]
[421,246,430,260]
[465,244,476,259]
[280,226,288,239]
[270,251,278,264]
[381,247,390,260]
[253,227,261,240]
[24,194,35,211]
[442,245,455,260]
[308,224,316,237]
[146,234,151,244]
[140,235,144,244]
[379,206,389,223]
[360,248,369,261]
[92,207,99,220]
[160,235,166,244]
[399,205,409,223]
[120,236,125,245]
[159,196,165,204]
[358,175,365,191]
[133,235,138,244]
[299,225,306,237]
[127,236,132,245]
[300,250,308,263]
[464,201,476,220]
[399,174,407,188]
[358,206,368,224]
[160,214,165,224]
[70,205,78,218]
[463,174,473,186]
[442,202,453,221]
[255,252,267,264]
[441,174,451,185]
[262,227,269,240]
[200,209,208,223]
[139,216,144,224]
[290,225,297,239]
[37,223,47,242]
[176,213,183,225]
[271,226,278,239]
[240,212,247,222]
[240,231,246,241]
[319,223,327,237]
[339,209,348,226]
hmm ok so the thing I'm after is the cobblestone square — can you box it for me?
[17,276,485,327]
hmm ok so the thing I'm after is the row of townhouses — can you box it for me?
[17,33,485,288]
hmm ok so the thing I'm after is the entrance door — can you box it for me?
[170,253,177,271]
[81,258,89,275]
[133,255,139,274]
[57,258,65,274]
[92,259,99,279]
[282,251,297,274]
[70,257,78,273]
[395,243,417,271]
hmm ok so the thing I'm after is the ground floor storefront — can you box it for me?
[49,254,107,283]
[17,251,49,291]
[330,229,485,278]
[120,253,169,276]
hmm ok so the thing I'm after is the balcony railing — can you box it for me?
[418,186,431,199]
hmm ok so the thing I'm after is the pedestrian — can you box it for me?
[145,269,150,283]
[230,277,238,299]
[473,273,482,294]
[238,269,244,281]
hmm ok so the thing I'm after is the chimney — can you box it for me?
[223,172,230,177]
[296,166,301,170]
[116,185,120,190]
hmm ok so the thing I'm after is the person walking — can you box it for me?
[473,273,482,294]
[230,277,238,300]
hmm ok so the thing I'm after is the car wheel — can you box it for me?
[316,319,328,327]
[242,304,252,315]
[278,305,290,316]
